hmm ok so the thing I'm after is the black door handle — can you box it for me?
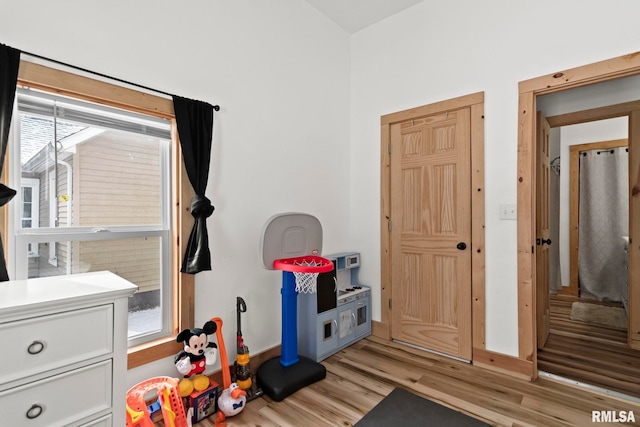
[456,242,467,250]
[536,238,552,245]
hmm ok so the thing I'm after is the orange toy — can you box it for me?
[211,317,247,425]
[126,376,189,427]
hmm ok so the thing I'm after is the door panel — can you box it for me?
[390,108,472,360]
[536,112,551,349]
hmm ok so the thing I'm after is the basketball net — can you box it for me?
[292,259,321,294]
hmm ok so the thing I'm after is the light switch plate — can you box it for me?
[499,204,517,220]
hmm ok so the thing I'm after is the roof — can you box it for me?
[19,114,86,167]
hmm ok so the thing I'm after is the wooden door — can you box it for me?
[390,108,472,360]
[536,112,551,349]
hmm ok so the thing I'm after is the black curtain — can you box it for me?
[173,95,215,274]
[0,45,20,281]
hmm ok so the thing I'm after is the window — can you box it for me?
[8,60,194,368]
[14,87,172,345]
[21,177,39,256]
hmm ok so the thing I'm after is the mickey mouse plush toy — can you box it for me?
[175,320,218,397]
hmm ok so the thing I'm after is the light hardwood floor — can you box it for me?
[154,334,640,426]
[538,294,640,397]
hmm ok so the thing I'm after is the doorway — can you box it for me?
[534,102,640,396]
[517,52,640,384]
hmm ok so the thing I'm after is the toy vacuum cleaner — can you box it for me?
[211,317,247,424]
[233,296,263,401]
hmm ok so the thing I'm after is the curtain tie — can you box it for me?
[190,194,215,219]
[0,183,16,207]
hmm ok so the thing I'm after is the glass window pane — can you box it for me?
[25,237,163,339]
[22,186,32,202]
[73,129,165,227]
[22,187,33,221]
[22,203,31,219]
[18,94,170,229]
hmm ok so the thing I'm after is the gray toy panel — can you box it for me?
[260,212,323,269]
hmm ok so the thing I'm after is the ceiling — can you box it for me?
[304,0,424,34]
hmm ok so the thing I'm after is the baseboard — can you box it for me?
[472,347,534,380]
[372,320,390,340]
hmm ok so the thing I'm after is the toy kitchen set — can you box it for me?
[297,252,371,362]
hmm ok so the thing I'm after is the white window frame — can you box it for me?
[10,83,174,348]
[20,177,39,256]
[48,173,57,267]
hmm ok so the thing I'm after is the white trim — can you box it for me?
[48,173,57,267]
[538,371,640,403]
[21,177,40,257]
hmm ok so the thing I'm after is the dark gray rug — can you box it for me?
[355,387,490,427]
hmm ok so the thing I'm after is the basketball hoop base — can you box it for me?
[256,355,326,402]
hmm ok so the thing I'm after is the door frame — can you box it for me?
[518,51,640,379]
[380,92,486,361]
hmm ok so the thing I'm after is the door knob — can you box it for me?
[536,238,552,245]
[456,242,467,250]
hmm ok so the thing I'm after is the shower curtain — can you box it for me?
[578,147,628,301]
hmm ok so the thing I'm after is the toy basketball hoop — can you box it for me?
[273,255,333,294]
[258,213,333,401]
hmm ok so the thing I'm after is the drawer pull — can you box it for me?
[27,341,45,355]
[26,404,43,419]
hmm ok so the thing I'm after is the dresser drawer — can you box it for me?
[82,414,112,427]
[0,360,112,427]
[0,305,113,386]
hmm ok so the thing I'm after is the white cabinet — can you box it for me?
[0,271,136,427]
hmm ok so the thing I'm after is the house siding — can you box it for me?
[74,131,162,293]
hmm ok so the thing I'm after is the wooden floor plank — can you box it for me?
[538,295,640,397]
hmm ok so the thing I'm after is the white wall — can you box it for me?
[0,0,352,386]
[350,0,640,356]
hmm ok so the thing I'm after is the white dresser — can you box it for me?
[0,271,137,427]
